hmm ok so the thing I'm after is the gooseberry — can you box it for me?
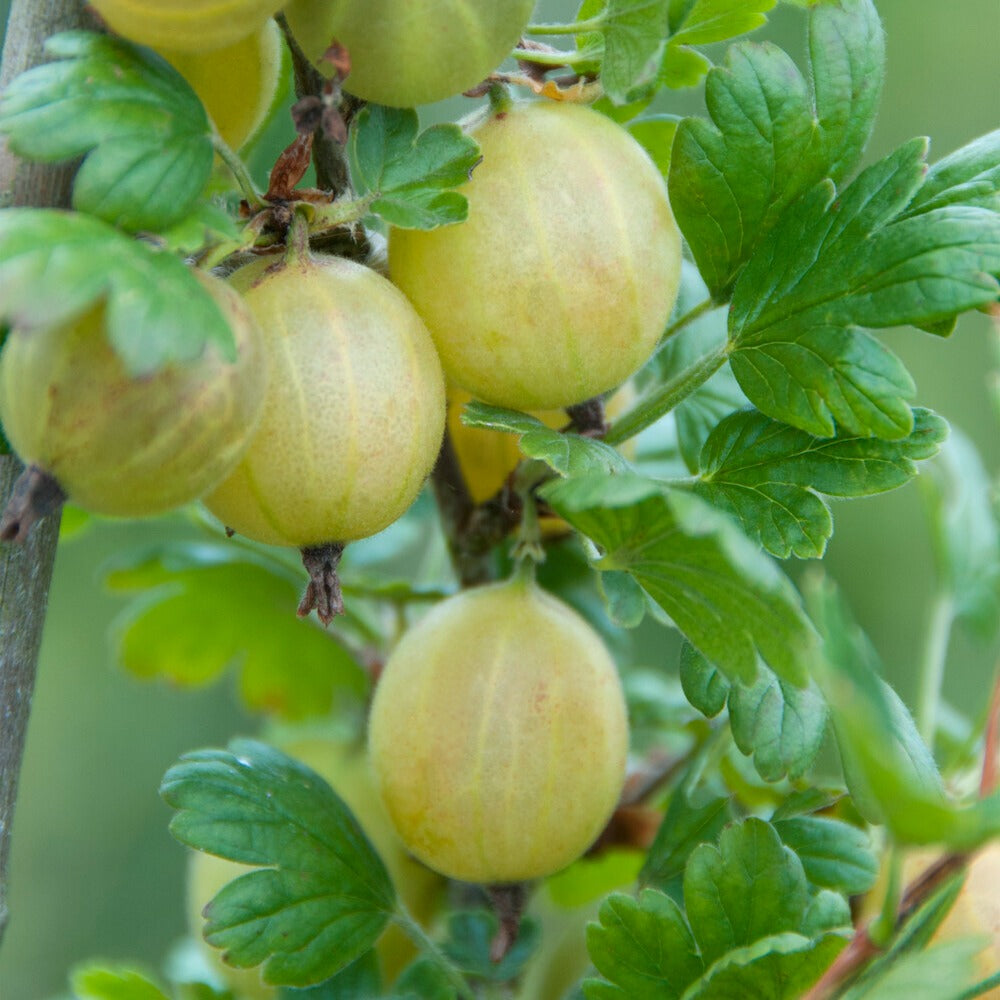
[283,0,535,107]
[389,100,683,411]
[368,572,629,884]
[0,270,267,519]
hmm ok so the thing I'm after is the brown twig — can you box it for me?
[981,664,1000,797]
[298,542,346,625]
[487,883,528,963]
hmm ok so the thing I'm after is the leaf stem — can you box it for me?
[915,590,955,747]
[661,297,717,344]
[211,133,265,214]
[526,17,606,35]
[395,905,475,1000]
[604,341,730,445]
[511,46,594,67]
[959,970,1000,1000]
[310,194,374,232]
[868,844,902,948]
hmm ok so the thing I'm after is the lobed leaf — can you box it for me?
[903,129,1000,217]
[70,965,170,1000]
[462,401,629,477]
[348,106,481,230]
[0,32,213,231]
[442,911,540,983]
[277,951,382,998]
[773,816,878,895]
[160,740,395,987]
[669,0,884,297]
[543,473,819,686]
[728,140,1000,438]
[0,209,235,374]
[689,408,948,558]
[106,543,368,720]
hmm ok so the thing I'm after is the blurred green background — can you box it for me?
[0,1,999,997]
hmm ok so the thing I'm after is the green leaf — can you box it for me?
[442,911,539,983]
[278,951,381,998]
[0,209,236,374]
[773,817,878,895]
[641,783,734,893]
[599,0,671,104]
[71,966,170,1000]
[679,642,729,718]
[584,889,704,999]
[683,819,810,966]
[668,0,774,45]
[807,575,1000,848]
[157,203,241,256]
[543,473,819,686]
[680,932,845,1000]
[903,129,1000,217]
[690,408,948,559]
[461,402,629,477]
[106,544,368,720]
[348,106,481,230]
[160,740,396,988]
[0,32,213,232]
[626,115,678,178]
[923,429,1000,637]
[669,0,884,296]
[728,663,827,782]
[728,141,1000,438]
[600,570,649,628]
[842,939,983,1000]
[547,850,645,907]
[392,958,454,1000]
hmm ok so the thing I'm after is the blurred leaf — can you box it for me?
[682,932,845,999]
[157,203,241,256]
[548,850,645,907]
[773,817,878,895]
[161,740,395,987]
[392,958,454,1000]
[599,570,648,628]
[903,129,1000,217]
[59,504,92,540]
[679,642,729,718]
[684,819,811,965]
[803,890,852,936]
[71,965,169,1000]
[0,209,236,374]
[690,408,948,558]
[277,951,381,998]
[669,0,884,297]
[807,575,1000,848]
[107,543,367,720]
[728,664,827,782]
[728,141,1000,438]
[544,474,819,687]
[840,939,983,1000]
[442,911,539,983]
[923,429,1000,637]
[348,106,481,229]
[584,889,704,999]
[0,32,213,231]
[626,115,677,177]
[462,402,629,477]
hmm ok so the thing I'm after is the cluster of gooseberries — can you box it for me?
[1,1,686,992]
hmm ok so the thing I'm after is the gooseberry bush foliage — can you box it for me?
[1,1,999,999]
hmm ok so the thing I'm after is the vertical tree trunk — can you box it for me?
[0,0,95,948]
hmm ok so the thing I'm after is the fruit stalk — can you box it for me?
[0,0,98,950]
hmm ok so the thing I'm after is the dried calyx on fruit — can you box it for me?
[0,270,267,541]
[368,568,630,884]
[390,99,683,411]
[203,244,446,623]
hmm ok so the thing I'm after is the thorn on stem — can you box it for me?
[298,542,346,625]
[0,465,66,544]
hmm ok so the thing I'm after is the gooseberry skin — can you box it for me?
[161,20,284,151]
[202,253,446,548]
[90,0,286,54]
[283,0,535,107]
[368,575,629,884]
[0,272,267,518]
[389,101,683,411]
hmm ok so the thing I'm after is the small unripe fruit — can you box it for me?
[187,738,446,993]
[203,252,446,548]
[389,101,683,411]
[0,272,267,518]
[284,0,534,107]
[161,20,284,151]
[90,0,286,54]
[369,574,629,884]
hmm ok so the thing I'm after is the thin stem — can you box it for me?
[211,133,265,213]
[511,46,594,67]
[661,297,717,345]
[604,341,730,446]
[959,970,1000,1000]
[310,193,374,232]
[916,590,955,747]
[868,845,902,948]
[395,905,476,1000]
[526,17,606,35]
